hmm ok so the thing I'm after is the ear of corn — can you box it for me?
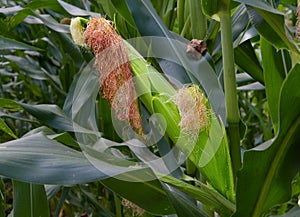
[151,86,235,202]
[70,17,234,202]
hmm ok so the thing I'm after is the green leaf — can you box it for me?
[52,32,84,64]
[163,184,209,217]
[0,6,23,15]
[0,35,41,51]
[234,40,264,84]
[11,9,69,33]
[159,175,235,216]
[0,118,18,139]
[18,103,76,132]
[261,38,287,132]
[280,0,297,6]
[57,0,99,17]
[101,171,175,215]
[270,207,300,217]
[0,98,22,110]
[78,186,115,217]
[125,0,192,83]
[12,181,50,217]
[0,179,5,217]
[0,133,106,185]
[234,64,300,216]
[236,0,300,56]
[25,0,67,15]
[4,55,48,80]
[111,0,136,27]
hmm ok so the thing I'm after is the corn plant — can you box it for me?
[0,0,300,217]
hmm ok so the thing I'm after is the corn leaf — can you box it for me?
[234,40,264,84]
[163,184,209,217]
[12,181,50,217]
[0,118,17,139]
[159,175,235,216]
[0,35,41,51]
[235,0,300,56]
[234,64,300,216]
[261,38,287,132]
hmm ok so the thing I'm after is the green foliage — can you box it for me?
[12,181,50,217]
[234,64,300,217]
[1,0,300,216]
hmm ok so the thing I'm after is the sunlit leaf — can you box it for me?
[261,38,287,132]
[0,118,17,139]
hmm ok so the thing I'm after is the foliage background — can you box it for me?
[0,0,300,216]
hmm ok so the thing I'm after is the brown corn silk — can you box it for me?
[175,85,209,140]
[84,18,142,132]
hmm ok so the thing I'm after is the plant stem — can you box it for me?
[177,0,185,33]
[114,193,122,217]
[219,11,241,182]
[188,0,207,39]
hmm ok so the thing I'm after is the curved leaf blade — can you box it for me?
[236,0,300,55]
[234,64,300,216]
[163,184,209,217]
[57,0,99,17]
[111,0,136,27]
[159,175,235,216]
[0,35,41,51]
[102,171,175,215]
[235,40,264,84]
[0,118,17,139]
[0,133,106,185]
[261,38,286,132]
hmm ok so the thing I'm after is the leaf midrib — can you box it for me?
[253,115,300,216]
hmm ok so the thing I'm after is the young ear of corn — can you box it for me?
[71,17,234,202]
[152,88,235,202]
[127,42,235,202]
